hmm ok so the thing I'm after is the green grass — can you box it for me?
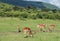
[0,17,60,41]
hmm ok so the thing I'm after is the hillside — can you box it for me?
[0,2,60,20]
[0,0,60,10]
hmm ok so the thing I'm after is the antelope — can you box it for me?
[17,25,21,33]
[23,27,32,38]
[48,24,55,32]
[37,24,45,32]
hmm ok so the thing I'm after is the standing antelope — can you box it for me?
[17,25,21,33]
[48,24,55,32]
[37,24,45,32]
[23,27,32,38]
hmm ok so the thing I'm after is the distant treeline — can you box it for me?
[0,2,60,20]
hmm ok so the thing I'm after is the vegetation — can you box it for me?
[0,0,60,10]
[0,2,60,20]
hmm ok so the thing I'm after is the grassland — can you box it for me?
[0,17,60,41]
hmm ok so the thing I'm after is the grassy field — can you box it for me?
[0,17,60,41]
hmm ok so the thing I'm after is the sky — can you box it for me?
[25,0,60,8]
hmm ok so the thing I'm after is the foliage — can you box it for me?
[0,2,60,20]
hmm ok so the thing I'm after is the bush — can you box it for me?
[19,13,28,18]
[47,14,56,19]
[36,13,42,19]
[31,14,37,19]
[55,13,60,20]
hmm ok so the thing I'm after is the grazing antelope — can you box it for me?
[17,25,21,33]
[48,24,55,32]
[23,27,32,38]
[37,24,45,32]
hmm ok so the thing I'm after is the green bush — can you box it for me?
[36,13,42,19]
[0,2,60,20]
[19,13,28,18]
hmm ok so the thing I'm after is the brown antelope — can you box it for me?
[37,24,45,32]
[23,27,32,38]
[17,25,21,33]
[48,24,55,32]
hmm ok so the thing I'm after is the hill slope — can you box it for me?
[0,0,60,10]
[0,2,60,20]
